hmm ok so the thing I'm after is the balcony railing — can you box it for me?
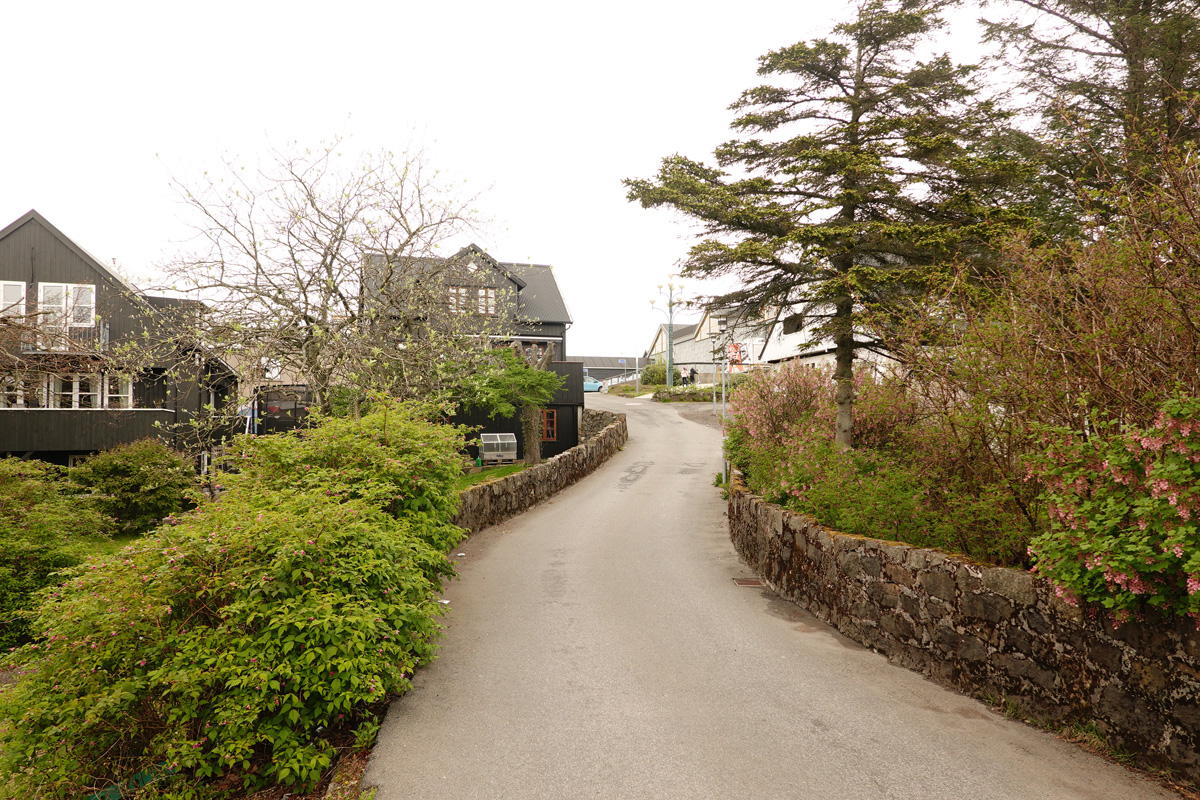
[18,321,110,354]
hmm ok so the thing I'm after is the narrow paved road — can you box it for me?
[364,394,1173,799]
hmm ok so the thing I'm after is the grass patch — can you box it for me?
[456,463,529,489]
[81,531,143,559]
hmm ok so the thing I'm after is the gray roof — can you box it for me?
[499,260,572,325]
[362,245,571,326]
[566,355,645,369]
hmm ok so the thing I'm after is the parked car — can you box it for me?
[583,376,603,393]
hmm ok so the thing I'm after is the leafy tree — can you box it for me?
[456,344,564,465]
[983,0,1200,202]
[626,0,1032,447]
[639,360,680,386]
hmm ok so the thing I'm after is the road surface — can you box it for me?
[363,393,1173,799]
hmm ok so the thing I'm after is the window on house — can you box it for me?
[0,282,25,318]
[782,314,805,335]
[53,374,101,408]
[478,287,497,315]
[541,408,557,442]
[105,375,133,409]
[0,375,24,408]
[522,342,547,362]
[448,286,472,314]
[38,283,95,328]
[0,374,54,408]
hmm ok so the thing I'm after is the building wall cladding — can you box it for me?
[727,472,1200,782]
[453,409,626,535]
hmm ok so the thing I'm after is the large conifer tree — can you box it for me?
[626,0,1030,447]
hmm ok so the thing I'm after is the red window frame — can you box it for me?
[478,287,497,315]
[541,408,557,441]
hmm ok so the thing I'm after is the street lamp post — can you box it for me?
[650,279,684,390]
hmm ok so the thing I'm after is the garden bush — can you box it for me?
[0,458,112,647]
[725,363,1036,565]
[1028,395,1200,622]
[72,438,200,534]
[0,398,468,798]
[639,360,680,386]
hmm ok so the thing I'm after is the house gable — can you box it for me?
[0,210,150,343]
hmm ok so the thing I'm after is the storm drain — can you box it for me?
[734,578,763,587]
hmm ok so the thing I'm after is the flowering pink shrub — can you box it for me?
[1029,395,1200,622]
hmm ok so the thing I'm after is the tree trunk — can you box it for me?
[514,342,556,465]
[833,300,855,450]
[521,404,542,465]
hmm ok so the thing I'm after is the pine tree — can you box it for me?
[983,0,1200,220]
[626,0,1031,447]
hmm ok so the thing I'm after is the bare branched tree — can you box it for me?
[160,140,508,414]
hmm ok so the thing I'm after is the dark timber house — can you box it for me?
[0,210,236,464]
[362,243,582,459]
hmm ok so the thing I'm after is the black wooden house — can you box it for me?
[0,210,236,464]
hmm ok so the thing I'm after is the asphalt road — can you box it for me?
[363,393,1174,800]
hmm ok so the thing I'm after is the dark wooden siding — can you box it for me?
[549,361,583,405]
[0,409,175,453]
[0,216,147,346]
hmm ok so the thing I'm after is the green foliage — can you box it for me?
[0,397,466,798]
[724,364,1035,565]
[457,348,564,419]
[221,396,467,535]
[639,361,679,386]
[0,458,112,647]
[1028,396,1200,621]
[72,439,200,535]
[352,717,382,753]
[456,463,529,490]
[627,0,1034,446]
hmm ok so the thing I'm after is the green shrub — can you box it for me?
[640,361,679,386]
[724,364,1035,565]
[72,439,200,534]
[0,397,467,798]
[0,458,112,647]
[1029,395,1200,621]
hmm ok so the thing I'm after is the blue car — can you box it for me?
[583,376,603,393]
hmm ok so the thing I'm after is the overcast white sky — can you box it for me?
[1,0,989,359]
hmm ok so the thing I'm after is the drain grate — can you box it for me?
[734,578,764,587]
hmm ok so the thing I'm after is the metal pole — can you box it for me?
[666,303,674,391]
[721,360,727,421]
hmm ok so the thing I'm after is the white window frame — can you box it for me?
[0,281,25,318]
[0,373,49,408]
[105,375,133,409]
[52,373,102,409]
[38,282,96,329]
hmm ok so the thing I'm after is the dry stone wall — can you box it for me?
[581,408,620,441]
[727,472,1200,782]
[453,410,627,535]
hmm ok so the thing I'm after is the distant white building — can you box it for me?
[644,306,771,382]
[757,305,899,374]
